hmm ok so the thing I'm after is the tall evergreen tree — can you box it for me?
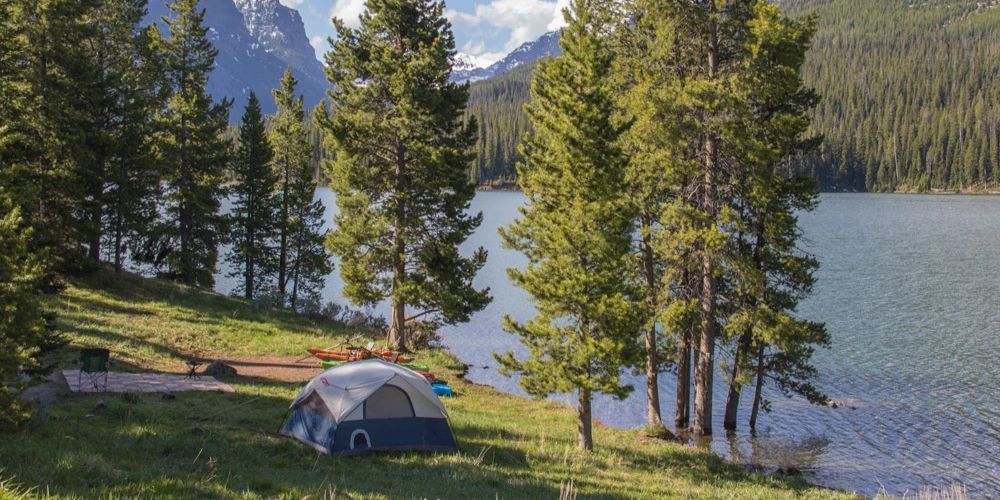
[0,0,101,265]
[140,0,231,287]
[271,68,332,310]
[77,0,166,270]
[496,0,642,451]
[101,19,167,272]
[227,92,277,300]
[318,0,490,350]
[0,203,52,430]
[718,2,828,431]
[612,0,701,431]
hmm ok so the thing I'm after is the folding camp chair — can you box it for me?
[78,348,109,392]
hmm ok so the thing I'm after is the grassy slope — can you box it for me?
[0,270,854,499]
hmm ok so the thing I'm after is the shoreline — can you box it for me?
[477,184,1000,196]
[6,268,852,498]
[443,347,844,495]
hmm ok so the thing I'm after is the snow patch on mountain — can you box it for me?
[451,31,561,83]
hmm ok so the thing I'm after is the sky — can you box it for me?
[278,0,569,65]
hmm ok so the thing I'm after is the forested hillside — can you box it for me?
[465,0,1000,191]
[463,64,533,185]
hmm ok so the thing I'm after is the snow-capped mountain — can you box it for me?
[454,52,492,73]
[145,0,327,121]
[233,0,327,95]
[451,31,561,83]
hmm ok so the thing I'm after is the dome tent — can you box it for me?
[280,359,457,455]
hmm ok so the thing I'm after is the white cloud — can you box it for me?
[474,0,558,51]
[310,35,328,60]
[313,0,567,63]
[547,0,570,31]
[330,0,366,28]
[446,9,481,30]
[278,0,306,7]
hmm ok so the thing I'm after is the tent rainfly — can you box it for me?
[280,359,457,455]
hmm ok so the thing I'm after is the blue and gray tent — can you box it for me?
[280,359,457,455]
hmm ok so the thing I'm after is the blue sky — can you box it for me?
[278,0,568,65]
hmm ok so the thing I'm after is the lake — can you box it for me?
[217,190,1000,497]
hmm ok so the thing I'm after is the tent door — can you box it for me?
[351,429,371,450]
[363,384,414,419]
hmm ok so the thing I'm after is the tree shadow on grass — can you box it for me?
[52,325,197,370]
[2,386,828,499]
[3,390,564,498]
[66,269,361,340]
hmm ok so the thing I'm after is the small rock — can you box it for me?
[95,400,108,409]
[161,392,176,401]
[203,361,237,377]
[85,413,95,419]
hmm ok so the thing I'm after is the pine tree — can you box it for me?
[0,203,52,430]
[0,0,102,266]
[612,0,702,431]
[318,0,489,350]
[227,92,277,301]
[271,68,332,310]
[77,0,166,270]
[496,0,642,451]
[0,0,31,194]
[140,0,231,287]
[719,2,827,431]
[102,18,167,272]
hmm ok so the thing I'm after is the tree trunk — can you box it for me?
[693,1,720,438]
[725,229,763,431]
[178,57,191,284]
[749,343,766,430]
[278,165,289,302]
[289,222,303,310]
[113,215,123,272]
[640,208,663,428]
[578,387,593,451]
[675,323,691,429]
[389,142,408,352]
[88,204,101,263]
[113,157,124,272]
[245,247,253,300]
[724,326,752,430]
[694,134,718,436]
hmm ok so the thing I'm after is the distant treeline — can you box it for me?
[464,0,1000,192]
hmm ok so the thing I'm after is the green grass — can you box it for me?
[0,269,856,498]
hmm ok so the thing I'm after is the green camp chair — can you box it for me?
[79,348,109,392]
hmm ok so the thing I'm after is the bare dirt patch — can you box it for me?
[219,356,324,383]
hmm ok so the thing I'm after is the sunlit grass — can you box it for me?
[0,269,856,498]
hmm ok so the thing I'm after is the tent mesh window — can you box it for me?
[301,391,334,418]
[363,384,414,419]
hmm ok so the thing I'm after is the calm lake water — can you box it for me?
[218,190,1000,497]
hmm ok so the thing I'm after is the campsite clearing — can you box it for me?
[0,269,855,498]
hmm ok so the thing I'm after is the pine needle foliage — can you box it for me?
[496,0,642,451]
[318,0,490,350]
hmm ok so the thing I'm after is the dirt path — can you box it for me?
[220,356,324,383]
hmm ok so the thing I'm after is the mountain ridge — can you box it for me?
[144,0,327,120]
[452,31,561,83]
